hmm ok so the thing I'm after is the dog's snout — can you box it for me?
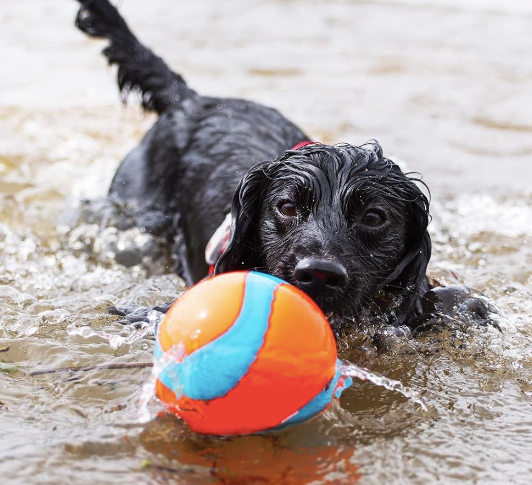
[294,258,347,297]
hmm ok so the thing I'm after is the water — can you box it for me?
[340,362,428,412]
[1,0,531,483]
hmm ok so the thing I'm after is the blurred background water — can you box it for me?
[0,0,531,483]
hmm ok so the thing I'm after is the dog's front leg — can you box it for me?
[109,301,175,327]
[410,284,500,335]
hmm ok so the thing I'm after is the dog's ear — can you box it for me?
[396,230,431,324]
[378,194,432,324]
[214,163,269,274]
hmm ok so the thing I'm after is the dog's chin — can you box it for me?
[309,295,363,337]
[299,290,359,321]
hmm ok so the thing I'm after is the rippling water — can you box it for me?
[1,0,531,483]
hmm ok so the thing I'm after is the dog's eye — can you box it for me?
[362,211,384,227]
[277,201,297,217]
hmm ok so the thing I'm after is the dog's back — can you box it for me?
[76,0,307,280]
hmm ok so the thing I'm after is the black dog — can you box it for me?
[75,0,492,335]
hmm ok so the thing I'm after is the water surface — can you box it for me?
[1,0,531,483]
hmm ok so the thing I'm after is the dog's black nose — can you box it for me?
[294,258,347,297]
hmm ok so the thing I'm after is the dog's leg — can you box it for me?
[109,301,175,327]
[75,0,196,114]
[410,285,500,335]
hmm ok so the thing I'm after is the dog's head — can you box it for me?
[215,142,431,325]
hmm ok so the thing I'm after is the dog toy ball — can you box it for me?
[154,271,350,436]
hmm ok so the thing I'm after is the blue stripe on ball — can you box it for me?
[157,272,284,401]
[153,336,163,360]
[251,272,286,286]
[272,359,352,430]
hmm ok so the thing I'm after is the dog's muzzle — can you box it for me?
[294,258,348,298]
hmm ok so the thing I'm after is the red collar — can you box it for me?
[290,141,317,150]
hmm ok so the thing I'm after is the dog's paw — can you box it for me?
[108,301,174,327]
[411,284,500,336]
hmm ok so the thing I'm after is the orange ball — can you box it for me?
[154,271,345,436]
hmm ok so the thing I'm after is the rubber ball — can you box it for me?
[154,271,349,435]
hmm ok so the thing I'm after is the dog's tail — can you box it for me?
[75,0,195,114]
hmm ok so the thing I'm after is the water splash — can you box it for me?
[339,361,428,411]
[137,352,429,426]
[138,343,186,423]
[66,310,163,349]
